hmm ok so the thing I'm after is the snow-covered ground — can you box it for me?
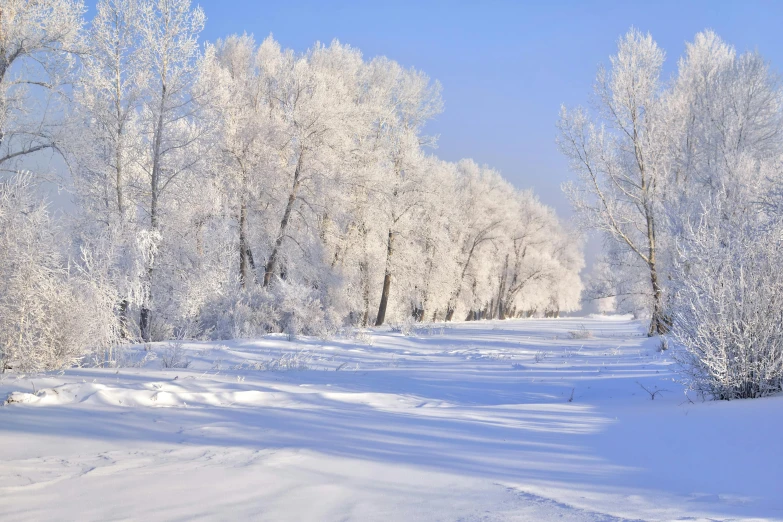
[0,317,780,521]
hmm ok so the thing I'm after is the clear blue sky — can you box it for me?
[178,0,783,218]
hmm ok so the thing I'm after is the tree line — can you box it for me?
[0,0,583,371]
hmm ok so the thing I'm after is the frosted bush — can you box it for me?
[157,342,191,369]
[568,325,593,339]
[274,280,338,339]
[671,214,783,400]
[389,316,416,336]
[198,279,337,340]
[200,285,279,340]
[0,174,121,372]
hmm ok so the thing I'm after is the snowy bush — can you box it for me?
[389,316,416,336]
[198,279,338,341]
[157,342,191,369]
[568,325,593,340]
[200,285,280,340]
[353,331,374,346]
[0,174,121,372]
[671,213,783,400]
[274,280,338,339]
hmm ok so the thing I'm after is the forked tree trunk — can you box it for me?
[445,240,481,322]
[264,154,303,287]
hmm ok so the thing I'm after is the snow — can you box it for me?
[1,317,781,521]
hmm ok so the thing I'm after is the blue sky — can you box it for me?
[182,0,783,219]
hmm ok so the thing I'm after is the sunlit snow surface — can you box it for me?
[1,317,780,521]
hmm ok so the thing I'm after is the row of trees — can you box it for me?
[0,0,582,371]
[560,29,783,399]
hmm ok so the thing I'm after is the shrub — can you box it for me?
[0,174,121,372]
[671,213,783,400]
[157,342,191,369]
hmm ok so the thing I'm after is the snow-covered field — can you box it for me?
[0,317,780,521]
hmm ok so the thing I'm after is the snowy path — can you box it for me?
[0,318,780,521]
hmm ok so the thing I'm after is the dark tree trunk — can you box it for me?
[645,203,668,336]
[648,263,668,335]
[496,254,509,319]
[118,299,130,339]
[360,260,371,326]
[239,198,255,288]
[374,229,395,326]
[264,154,303,287]
[139,306,151,341]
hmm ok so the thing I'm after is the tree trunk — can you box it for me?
[358,224,371,326]
[239,197,255,288]
[496,254,509,319]
[644,190,667,336]
[419,244,435,322]
[118,299,130,339]
[445,242,480,322]
[264,154,303,287]
[648,262,667,335]
[360,260,370,326]
[140,88,166,342]
[374,229,395,326]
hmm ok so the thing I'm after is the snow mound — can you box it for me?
[3,382,280,409]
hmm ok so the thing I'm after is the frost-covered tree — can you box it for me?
[495,192,583,319]
[441,160,507,321]
[200,34,283,289]
[368,58,442,325]
[0,0,83,170]
[70,0,149,336]
[559,29,669,335]
[664,31,783,398]
[135,0,206,340]
[72,0,146,225]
